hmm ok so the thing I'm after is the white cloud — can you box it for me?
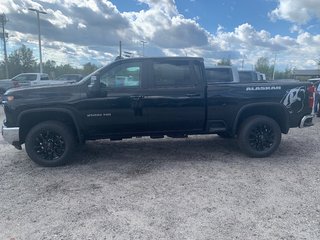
[1,0,320,71]
[269,0,320,24]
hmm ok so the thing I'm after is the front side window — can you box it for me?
[100,63,141,88]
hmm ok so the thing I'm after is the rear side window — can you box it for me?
[206,68,233,83]
[153,61,193,88]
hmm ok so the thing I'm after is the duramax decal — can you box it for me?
[281,86,305,113]
[87,113,112,117]
[246,86,282,91]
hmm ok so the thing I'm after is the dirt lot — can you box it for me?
[1,106,320,240]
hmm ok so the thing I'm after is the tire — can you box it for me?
[238,116,281,158]
[217,132,233,139]
[25,121,76,167]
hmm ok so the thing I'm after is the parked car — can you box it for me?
[205,66,240,83]
[0,73,50,95]
[2,57,315,166]
[239,70,266,82]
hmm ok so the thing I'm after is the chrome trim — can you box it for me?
[1,124,20,145]
[300,115,314,128]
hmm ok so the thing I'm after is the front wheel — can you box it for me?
[25,121,76,167]
[238,116,281,158]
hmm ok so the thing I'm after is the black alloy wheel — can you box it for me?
[33,130,66,161]
[25,121,75,167]
[238,116,281,158]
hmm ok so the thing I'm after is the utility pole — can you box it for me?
[272,53,277,80]
[119,40,122,58]
[140,40,147,57]
[0,13,9,78]
[29,8,47,73]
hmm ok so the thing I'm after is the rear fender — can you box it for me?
[233,103,290,135]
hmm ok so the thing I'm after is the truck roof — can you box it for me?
[115,57,204,62]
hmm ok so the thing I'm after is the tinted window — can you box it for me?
[41,75,49,80]
[239,71,258,82]
[193,63,202,84]
[100,63,141,88]
[153,61,192,88]
[206,68,233,83]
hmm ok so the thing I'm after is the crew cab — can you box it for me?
[1,57,315,166]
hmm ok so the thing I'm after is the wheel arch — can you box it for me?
[18,108,82,144]
[232,103,290,135]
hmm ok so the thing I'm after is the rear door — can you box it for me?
[144,59,206,132]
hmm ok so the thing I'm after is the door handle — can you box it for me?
[186,93,200,97]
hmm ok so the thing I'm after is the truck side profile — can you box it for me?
[2,57,315,166]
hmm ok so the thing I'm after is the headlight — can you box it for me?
[1,95,14,104]
[7,96,14,101]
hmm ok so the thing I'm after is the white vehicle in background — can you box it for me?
[205,66,240,83]
[0,73,76,97]
[0,73,50,95]
[239,70,267,82]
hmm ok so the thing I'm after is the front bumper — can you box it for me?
[1,123,20,148]
[299,114,314,128]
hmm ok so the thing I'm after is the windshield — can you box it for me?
[78,64,108,84]
[56,74,82,81]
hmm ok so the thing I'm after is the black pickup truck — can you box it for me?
[1,57,315,166]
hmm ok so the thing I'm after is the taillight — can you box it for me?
[307,85,315,109]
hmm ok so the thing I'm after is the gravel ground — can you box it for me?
[1,106,320,240]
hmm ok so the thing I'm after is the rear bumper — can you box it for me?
[299,114,314,128]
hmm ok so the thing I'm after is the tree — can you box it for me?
[43,60,57,78]
[255,57,274,79]
[82,62,98,76]
[7,44,36,77]
[274,67,293,79]
[217,58,231,66]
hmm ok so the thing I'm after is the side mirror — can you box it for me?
[87,75,101,97]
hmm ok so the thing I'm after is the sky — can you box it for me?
[1,0,320,71]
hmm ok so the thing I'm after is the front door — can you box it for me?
[80,60,148,137]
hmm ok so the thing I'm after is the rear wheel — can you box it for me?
[238,116,281,158]
[25,121,75,167]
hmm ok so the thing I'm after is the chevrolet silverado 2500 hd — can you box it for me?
[2,57,315,166]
